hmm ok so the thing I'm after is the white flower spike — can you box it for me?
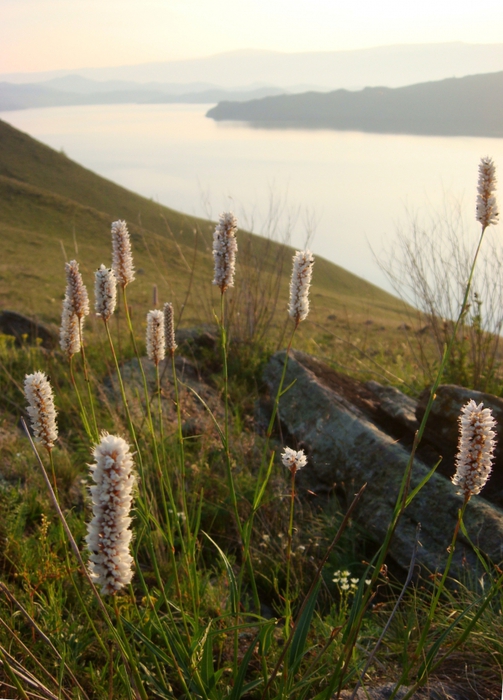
[24,371,58,451]
[452,400,497,500]
[212,211,238,293]
[86,433,136,595]
[94,265,117,321]
[111,220,135,288]
[163,302,177,356]
[146,309,165,365]
[288,250,314,326]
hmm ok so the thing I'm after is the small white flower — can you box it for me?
[281,447,307,473]
[365,579,372,586]
[112,220,135,287]
[476,157,499,228]
[146,310,165,365]
[288,250,314,325]
[24,372,58,451]
[452,399,497,500]
[94,265,117,321]
[212,212,238,293]
[86,434,136,595]
[341,583,350,591]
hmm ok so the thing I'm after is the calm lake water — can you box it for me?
[2,103,503,293]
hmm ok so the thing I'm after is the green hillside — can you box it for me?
[0,117,405,335]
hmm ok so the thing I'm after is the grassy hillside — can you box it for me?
[0,117,406,331]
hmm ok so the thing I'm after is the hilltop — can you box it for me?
[207,70,503,137]
[0,118,405,336]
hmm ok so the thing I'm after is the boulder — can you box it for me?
[0,310,58,348]
[263,351,503,575]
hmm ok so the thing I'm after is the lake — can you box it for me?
[2,103,503,293]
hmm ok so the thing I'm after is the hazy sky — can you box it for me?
[2,0,503,74]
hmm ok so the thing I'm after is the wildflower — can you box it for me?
[163,302,177,355]
[64,260,90,319]
[452,400,496,500]
[146,310,165,366]
[86,433,136,595]
[94,265,117,321]
[281,446,307,474]
[288,250,314,326]
[212,211,238,293]
[341,583,350,591]
[111,220,135,287]
[60,299,82,357]
[476,157,499,228]
[24,372,58,451]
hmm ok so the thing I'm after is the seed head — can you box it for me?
[146,309,165,365]
[452,400,497,500]
[65,260,90,319]
[86,433,136,595]
[212,212,238,293]
[111,220,135,287]
[24,372,58,451]
[60,298,82,357]
[94,265,117,321]
[163,302,177,356]
[288,250,314,325]
[281,446,307,474]
[476,157,499,228]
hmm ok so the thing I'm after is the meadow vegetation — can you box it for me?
[0,120,502,698]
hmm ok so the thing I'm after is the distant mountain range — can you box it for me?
[206,71,503,138]
[2,43,503,91]
[0,80,287,112]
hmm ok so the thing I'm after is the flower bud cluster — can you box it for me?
[288,250,314,325]
[86,434,136,595]
[94,265,117,321]
[452,399,497,500]
[281,446,307,473]
[212,212,238,293]
[60,259,89,357]
[476,156,499,228]
[24,371,58,451]
[164,302,177,355]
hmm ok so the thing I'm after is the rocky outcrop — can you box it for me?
[263,350,503,575]
[0,310,58,348]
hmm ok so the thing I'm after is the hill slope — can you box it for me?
[0,117,405,336]
[207,71,503,137]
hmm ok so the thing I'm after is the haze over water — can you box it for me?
[3,102,503,293]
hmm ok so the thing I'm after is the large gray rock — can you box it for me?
[263,351,503,575]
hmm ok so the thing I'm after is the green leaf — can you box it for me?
[289,580,321,674]
[228,634,260,700]
[202,531,238,616]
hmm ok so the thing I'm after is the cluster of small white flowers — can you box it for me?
[86,434,136,595]
[60,299,83,357]
[476,157,499,228]
[452,399,497,500]
[94,265,117,321]
[65,260,90,318]
[146,310,165,365]
[288,250,314,325]
[111,220,135,287]
[333,569,371,590]
[24,371,58,451]
[212,211,238,293]
[281,446,307,473]
[163,302,177,355]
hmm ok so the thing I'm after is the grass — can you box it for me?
[0,119,503,698]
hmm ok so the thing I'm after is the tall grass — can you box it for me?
[0,159,502,699]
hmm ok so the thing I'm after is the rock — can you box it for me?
[416,385,503,506]
[263,350,503,575]
[0,310,58,348]
[366,380,419,433]
[337,682,465,699]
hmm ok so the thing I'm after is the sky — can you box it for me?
[2,0,503,74]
